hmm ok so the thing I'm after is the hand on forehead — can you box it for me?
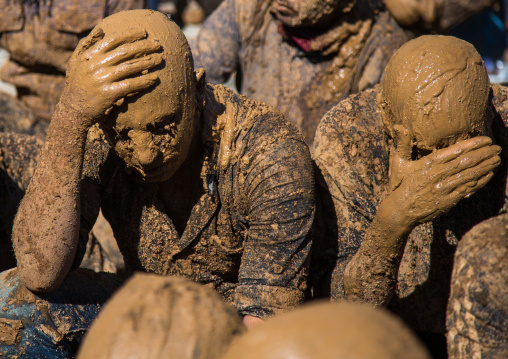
[380,35,490,151]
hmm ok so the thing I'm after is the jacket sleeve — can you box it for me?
[233,113,315,318]
[191,0,241,84]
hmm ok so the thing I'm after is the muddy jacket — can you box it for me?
[0,132,41,271]
[0,0,145,121]
[312,84,508,334]
[447,213,508,359]
[191,0,412,144]
[74,84,314,318]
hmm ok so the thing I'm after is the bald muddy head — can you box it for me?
[379,35,491,158]
[97,10,201,182]
[272,0,356,28]
[77,274,245,359]
[222,302,431,359]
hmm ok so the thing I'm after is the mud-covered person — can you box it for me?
[0,9,314,357]
[191,0,415,144]
[447,212,508,358]
[312,35,507,356]
[382,0,496,32]
[0,0,145,132]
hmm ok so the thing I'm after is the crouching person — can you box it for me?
[312,35,507,357]
[0,9,314,358]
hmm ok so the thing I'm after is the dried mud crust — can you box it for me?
[0,132,42,271]
[312,84,508,333]
[192,0,412,144]
[446,213,508,359]
[75,84,314,317]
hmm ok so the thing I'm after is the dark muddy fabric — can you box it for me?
[0,0,145,121]
[191,0,412,144]
[0,268,122,358]
[0,132,42,272]
[447,213,508,359]
[0,92,47,138]
[312,84,508,334]
[75,84,314,318]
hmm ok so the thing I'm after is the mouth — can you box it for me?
[274,0,296,16]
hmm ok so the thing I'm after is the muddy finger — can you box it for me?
[97,40,161,68]
[109,54,163,82]
[439,145,501,177]
[438,156,500,194]
[87,29,148,58]
[433,136,493,163]
[454,171,495,199]
[106,73,159,101]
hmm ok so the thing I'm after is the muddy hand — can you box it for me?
[389,135,501,226]
[60,26,162,129]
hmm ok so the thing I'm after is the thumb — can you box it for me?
[67,27,105,75]
[392,124,412,161]
[388,124,412,192]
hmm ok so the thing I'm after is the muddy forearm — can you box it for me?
[12,104,90,292]
[343,198,413,306]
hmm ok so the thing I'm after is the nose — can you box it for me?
[131,132,162,168]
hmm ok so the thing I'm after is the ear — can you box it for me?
[195,68,206,91]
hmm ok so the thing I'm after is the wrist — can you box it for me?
[51,100,93,137]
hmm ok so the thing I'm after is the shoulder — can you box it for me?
[0,132,42,190]
[314,85,385,166]
[313,86,388,218]
[205,84,310,172]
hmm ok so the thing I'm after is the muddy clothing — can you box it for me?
[0,92,47,139]
[0,132,41,272]
[312,84,508,334]
[447,213,508,359]
[0,268,122,358]
[74,84,314,318]
[191,0,412,144]
[0,0,145,121]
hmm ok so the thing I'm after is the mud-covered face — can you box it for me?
[103,78,196,183]
[272,0,351,27]
[380,36,491,159]
[397,73,490,158]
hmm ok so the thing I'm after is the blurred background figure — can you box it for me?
[157,0,223,26]
[77,273,245,359]
[0,0,145,134]
[222,302,431,359]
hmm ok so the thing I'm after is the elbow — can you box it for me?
[17,262,66,293]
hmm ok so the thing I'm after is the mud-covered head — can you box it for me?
[222,302,431,359]
[272,0,356,28]
[97,10,201,182]
[76,273,245,359]
[379,35,491,158]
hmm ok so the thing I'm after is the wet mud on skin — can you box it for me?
[222,302,431,359]
[312,77,508,336]
[77,274,245,359]
[12,9,314,318]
